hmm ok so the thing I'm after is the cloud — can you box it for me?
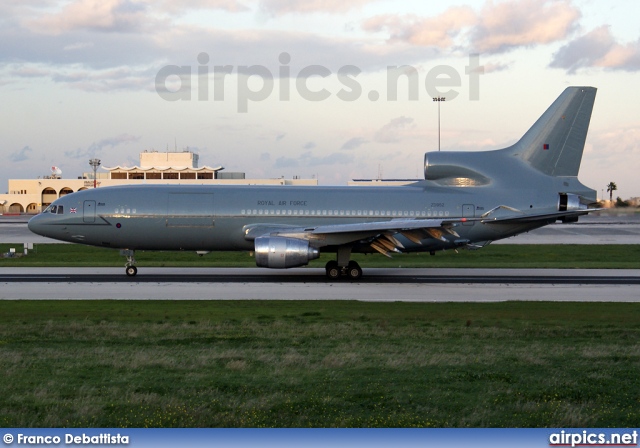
[63,41,95,51]
[10,146,33,162]
[550,26,640,73]
[273,155,299,168]
[159,0,250,14]
[51,66,155,92]
[363,0,580,55]
[25,0,150,35]
[1,5,439,93]
[374,116,415,143]
[363,7,476,49]
[64,134,141,159]
[340,137,368,150]
[303,151,353,166]
[470,0,580,53]
[584,126,640,160]
[260,0,378,16]
[274,151,353,168]
[303,141,316,150]
[275,133,286,141]
[10,66,50,78]
[481,61,510,73]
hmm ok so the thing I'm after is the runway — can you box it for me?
[2,268,639,301]
[2,214,639,302]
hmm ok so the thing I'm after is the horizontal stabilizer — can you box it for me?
[482,209,600,224]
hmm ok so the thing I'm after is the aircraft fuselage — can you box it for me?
[27,178,588,254]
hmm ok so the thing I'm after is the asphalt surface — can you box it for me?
[1,268,640,285]
[1,268,639,301]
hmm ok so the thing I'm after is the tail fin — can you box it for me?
[505,86,596,176]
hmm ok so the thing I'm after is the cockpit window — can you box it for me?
[49,205,57,214]
[57,206,64,214]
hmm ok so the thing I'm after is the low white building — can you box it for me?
[0,150,317,214]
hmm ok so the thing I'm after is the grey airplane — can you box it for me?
[29,86,599,279]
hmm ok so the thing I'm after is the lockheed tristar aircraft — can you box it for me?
[29,86,599,279]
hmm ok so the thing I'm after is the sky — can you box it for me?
[1,0,639,199]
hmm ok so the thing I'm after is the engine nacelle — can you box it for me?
[254,237,320,269]
[423,151,491,186]
[558,193,586,223]
[558,193,584,212]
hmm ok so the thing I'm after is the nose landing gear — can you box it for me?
[120,249,138,277]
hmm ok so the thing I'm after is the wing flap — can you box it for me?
[310,218,467,234]
[243,218,471,248]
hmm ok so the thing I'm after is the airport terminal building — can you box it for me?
[0,150,317,214]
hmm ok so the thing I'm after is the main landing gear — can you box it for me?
[325,246,363,280]
[121,249,138,277]
[325,260,363,280]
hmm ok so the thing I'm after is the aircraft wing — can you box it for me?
[309,218,469,234]
[243,218,471,257]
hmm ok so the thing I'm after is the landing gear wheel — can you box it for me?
[325,261,341,280]
[346,261,363,280]
[121,249,137,277]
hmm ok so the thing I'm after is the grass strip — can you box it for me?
[1,243,639,269]
[1,300,639,427]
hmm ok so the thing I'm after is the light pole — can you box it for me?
[433,96,445,151]
[89,159,101,188]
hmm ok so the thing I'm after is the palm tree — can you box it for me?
[606,182,617,202]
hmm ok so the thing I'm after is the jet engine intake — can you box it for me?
[255,237,320,269]
[423,152,490,186]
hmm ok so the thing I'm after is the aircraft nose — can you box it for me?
[27,214,46,236]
